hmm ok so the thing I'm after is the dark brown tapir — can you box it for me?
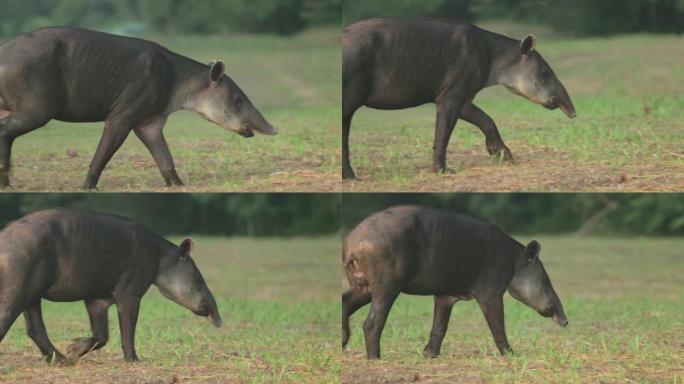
[0,27,278,189]
[342,205,567,359]
[0,208,222,364]
[342,18,576,179]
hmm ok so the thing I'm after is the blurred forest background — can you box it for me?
[1,194,682,236]
[0,0,341,36]
[343,0,684,35]
[0,194,340,236]
[342,194,684,236]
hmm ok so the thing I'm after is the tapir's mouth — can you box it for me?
[237,127,255,138]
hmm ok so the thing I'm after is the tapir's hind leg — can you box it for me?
[363,288,399,359]
[23,300,71,364]
[423,295,459,358]
[342,288,371,349]
[0,114,50,188]
[0,304,24,344]
[460,102,513,162]
[66,298,113,360]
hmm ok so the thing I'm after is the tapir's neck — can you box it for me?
[165,56,210,115]
[483,31,520,88]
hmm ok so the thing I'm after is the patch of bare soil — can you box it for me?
[343,146,684,192]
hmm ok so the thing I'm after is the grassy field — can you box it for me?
[343,27,684,192]
[0,236,339,384]
[341,236,684,383]
[4,28,340,192]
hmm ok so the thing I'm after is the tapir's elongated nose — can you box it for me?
[553,85,576,119]
[206,293,222,328]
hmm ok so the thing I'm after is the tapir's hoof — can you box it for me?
[66,337,101,360]
[0,175,10,189]
[422,348,439,359]
[488,145,514,163]
[342,169,357,180]
[432,166,454,174]
[48,352,75,366]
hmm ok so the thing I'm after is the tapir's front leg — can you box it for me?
[432,98,465,173]
[460,102,513,162]
[476,295,512,355]
[115,297,141,362]
[133,116,184,187]
[84,118,133,189]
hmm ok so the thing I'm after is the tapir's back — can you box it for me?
[0,27,173,122]
[343,18,490,108]
[345,206,501,295]
[0,209,165,300]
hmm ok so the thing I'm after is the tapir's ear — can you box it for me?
[179,237,194,260]
[524,240,541,261]
[520,34,536,56]
[208,60,225,83]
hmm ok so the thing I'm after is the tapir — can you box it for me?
[342,205,568,359]
[0,208,222,364]
[342,18,577,179]
[0,27,278,189]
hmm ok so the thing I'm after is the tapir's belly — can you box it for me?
[41,254,121,302]
[43,275,117,302]
[401,247,485,296]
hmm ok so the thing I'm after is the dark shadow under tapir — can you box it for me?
[0,208,222,364]
[342,205,568,359]
[342,18,577,179]
[0,27,278,189]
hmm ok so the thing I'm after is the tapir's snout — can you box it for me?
[554,312,569,328]
[208,311,223,328]
[546,302,568,328]
[193,295,222,328]
[552,95,577,119]
[253,121,278,136]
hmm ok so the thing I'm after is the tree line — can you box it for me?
[0,0,341,36]
[1,194,682,237]
[342,194,684,236]
[343,0,684,36]
[0,193,341,236]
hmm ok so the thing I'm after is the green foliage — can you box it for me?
[343,0,684,36]
[0,194,340,237]
[342,194,684,236]
[0,0,341,36]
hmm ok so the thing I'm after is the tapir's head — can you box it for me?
[194,60,278,138]
[507,240,568,328]
[155,238,222,328]
[499,35,576,119]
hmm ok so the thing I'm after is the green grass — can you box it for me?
[344,32,684,192]
[4,28,341,192]
[0,236,340,384]
[342,236,684,383]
